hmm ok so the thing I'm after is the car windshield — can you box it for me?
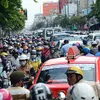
[94,36,100,40]
[53,35,69,41]
[87,35,93,40]
[37,64,95,84]
[46,30,53,37]
[54,29,61,33]
[67,36,81,41]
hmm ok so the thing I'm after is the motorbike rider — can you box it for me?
[90,41,98,55]
[41,41,50,63]
[27,50,41,73]
[2,44,8,53]
[82,47,94,56]
[0,88,12,100]
[0,44,3,54]
[48,46,60,59]
[66,66,100,100]
[18,54,34,89]
[10,49,20,69]
[30,83,52,100]
[60,40,71,57]
[1,52,8,71]
[18,54,32,75]
[70,82,98,100]
[23,45,30,60]
[7,71,30,100]
[36,44,43,63]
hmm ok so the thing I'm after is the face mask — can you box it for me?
[14,54,18,58]
[51,49,54,53]
[44,45,49,48]
[37,51,41,55]
[31,55,37,59]
[20,61,26,66]
[23,50,28,54]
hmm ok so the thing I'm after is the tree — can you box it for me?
[54,14,70,28]
[0,0,25,33]
[35,22,45,29]
[70,16,86,30]
[89,0,100,22]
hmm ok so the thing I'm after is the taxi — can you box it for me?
[30,46,100,98]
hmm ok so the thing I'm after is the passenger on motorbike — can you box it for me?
[7,71,30,100]
[30,83,52,100]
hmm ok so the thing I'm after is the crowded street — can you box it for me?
[0,0,100,100]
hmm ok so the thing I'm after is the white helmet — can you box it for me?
[8,46,13,50]
[19,54,28,60]
[30,83,52,100]
[70,83,97,100]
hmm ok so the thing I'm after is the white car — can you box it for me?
[57,35,83,49]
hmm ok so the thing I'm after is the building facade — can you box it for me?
[59,0,95,16]
[43,2,59,16]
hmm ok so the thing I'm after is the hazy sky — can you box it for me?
[22,0,58,28]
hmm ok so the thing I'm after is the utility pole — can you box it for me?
[67,0,69,18]
[64,0,69,18]
[87,0,90,32]
[77,0,79,16]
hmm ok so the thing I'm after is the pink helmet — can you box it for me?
[0,89,12,100]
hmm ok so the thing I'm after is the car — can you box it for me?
[85,32,100,45]
[50,32,71,45]
[36,27,62,41]
[30,46,100,98]
[57,35,83,50]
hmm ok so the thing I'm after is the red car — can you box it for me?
[30,46,100,98]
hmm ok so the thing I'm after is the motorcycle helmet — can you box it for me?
[0,89,12,100]
[31,50,37,55]
[19,54,28,61]
[70,83,97,100]
[66,66,84,78]
[30,83,52,100]
[82,47,90,55]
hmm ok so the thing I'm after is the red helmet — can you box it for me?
[0,89,12,100]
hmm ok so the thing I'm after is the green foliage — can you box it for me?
[54,14,70,28]
[54,15,86,29]
[36,22,45,29]
[70,16,86,26]
[0,0,25,32]
[89,0,100,22]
